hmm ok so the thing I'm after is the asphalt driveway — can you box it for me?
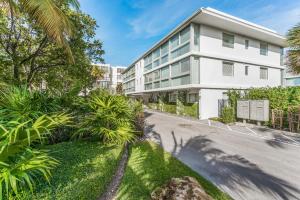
[144,110,300,200]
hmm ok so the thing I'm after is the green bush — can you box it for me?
[163,104,176,114]
[221,107,235,124]
[182,103,198,118]
[148,103,159,110]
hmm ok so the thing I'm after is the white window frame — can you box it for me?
[222,62,234,76]
[260,67,268,80]
[222,33,234,48]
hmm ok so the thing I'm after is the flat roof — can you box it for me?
[123,7,286,73]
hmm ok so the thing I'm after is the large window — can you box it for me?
[188,93,198,103]
[161,42,169,55]
[260,67,268,79]
[194,24,200,48]
[169,93,177,102]
[153,48,160,60]
[222,62,234,76]
[153,70,160,80]
[161,66,169,79]
[222,33,234,48]
[180,26,190,43]
[171,43,189,59]
[170,34,179,49]
[161,54,168,64]
[161,79,169,88]
[153,59,160,68]
[144,73,152,83]
[172,75,190,86]
[144,54,152,65]
[171,58,190,77]
[153,81,160,89]
[260,42,268,56]
[145,83,152,90]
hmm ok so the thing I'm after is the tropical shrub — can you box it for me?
[221,107,235,124]
[75,92,136,144]
[0,86,71,198]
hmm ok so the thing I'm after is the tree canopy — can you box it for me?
[287,23,300,73]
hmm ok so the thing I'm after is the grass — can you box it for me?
[116,141,231,200]
[21,141,123,200]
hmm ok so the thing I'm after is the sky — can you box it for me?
[78,0,300,66]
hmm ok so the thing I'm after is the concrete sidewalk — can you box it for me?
[144,110,300,200]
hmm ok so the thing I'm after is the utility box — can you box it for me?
[250,100,269,122]
[237,100,250,119]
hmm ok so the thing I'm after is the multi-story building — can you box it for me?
[93,64,126,93]
[284,69,300,86]
[122,7,286,119]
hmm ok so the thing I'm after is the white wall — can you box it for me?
[199,25,282,67]
[134,59,144,92]
[199,57,282,88]
[199,89,226,119]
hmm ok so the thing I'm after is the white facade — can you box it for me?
[123,7,286,119]
[93,64,126,93]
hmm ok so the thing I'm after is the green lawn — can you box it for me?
[22,141,123,200]
[116,141,231,200]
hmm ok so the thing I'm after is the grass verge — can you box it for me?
[22,141,122,200]
[116,141,231,200]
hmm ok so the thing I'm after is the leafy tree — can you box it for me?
[0,3,104,91]
[0,0,80,60]
[287,23,300,73]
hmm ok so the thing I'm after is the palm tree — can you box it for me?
[1,0,80,61]
[287,23,300,73]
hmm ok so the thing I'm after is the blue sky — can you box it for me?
[79,0,300,66]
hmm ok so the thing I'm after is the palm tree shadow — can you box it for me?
[174,135,300,200]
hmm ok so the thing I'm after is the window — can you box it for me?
[188,93,198,103]
[161,79,169,88]
[172,75,190,86]
[260,67,268,79]
[222,33,234,48]
[280,47,284,66]
[153,48,160,60]
[145,83,152,90]
[145,73,152,83]
[161,54,168,64]
[153,59,160,68]
[260,42,268,55]
[171,43,189,59]
[161,42,169,55]
[153,81,160,89]
[161,66,169,79]
[194,24,200,48]
[222,62,234,76]
[153,70,160,80]
[169,93,177,102]
[144,63,152,72]
[171,58,190,77]
[180,26,190,43]
[144,54,152,65]
[170,34,179,49]
[245,66,249,76]
[245,40,249,49]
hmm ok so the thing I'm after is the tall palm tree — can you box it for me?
[287,23,300,73]
[1,0,80,61]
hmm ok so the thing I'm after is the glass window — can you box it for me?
[161,79,169,88]
[223,62,234,76]
[153,48,160,60]
[260,42,268,55]
[153,70,160,80]
[170,34,179,49]
[153,59,160,68]
[171,62,180,77]
[169,93,177,102]
[222,33,234,48]
[260,67,268,79]
[194,24,200,47]
[145,83,152,90]
[188,93,198,103]
[144,54,152,65]
[161,54,168,64]
[161,66,169,79]
[280,47,284,66]
[145,73,153,83]
[144,63,152,72]
[245,40,249,49]
[181,58,190,73]
[245,66,249,76]
[153,81,160,89]
[180,26,190,43]
[171,43,189,59]
[161,42,169,55]
[172,75,190,86]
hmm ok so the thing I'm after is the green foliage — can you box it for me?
[182,103,198,118]
[287,23,300,73]
[20,141,122,200]
[221,107,235,124]
[163,104,176,114]
[75,91,136,144]
[0,86,71,199]
[116,141,231,200]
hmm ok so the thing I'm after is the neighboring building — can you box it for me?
[93,64,126,93]
[122,7,286,119]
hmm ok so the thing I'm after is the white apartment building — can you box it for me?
[122,7,286,119]
[93,64,126,93]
